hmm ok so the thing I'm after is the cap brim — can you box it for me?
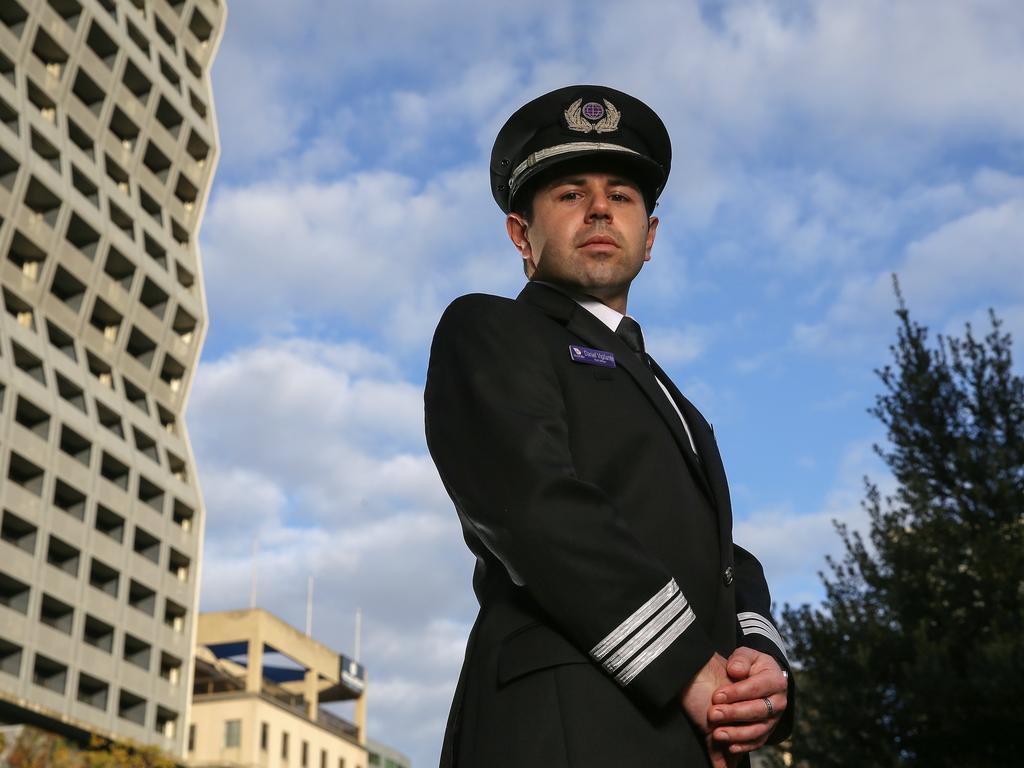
[507,148,665,214]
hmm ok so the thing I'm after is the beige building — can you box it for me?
[188,609,368,768]
[366,738,409,768]
[0,0,223,757]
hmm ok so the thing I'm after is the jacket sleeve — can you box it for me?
[733,543,795,742]
[424,296,716,710]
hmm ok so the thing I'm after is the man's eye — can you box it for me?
[560,191,582,201]
[610,192,630,202]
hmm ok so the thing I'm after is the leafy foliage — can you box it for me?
[0,727,176,768]
[780,284,1024,767]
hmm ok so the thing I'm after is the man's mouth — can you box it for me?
[579,234,618,248]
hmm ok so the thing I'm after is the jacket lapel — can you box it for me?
[647,357,733,551]
[517,282,715,503]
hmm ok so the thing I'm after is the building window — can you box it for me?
[260,721,269,751]
[282,732,289,759]
[224,719,241,748]
[338,760,345,768]
[187,724,195,752]
[301,740,309,767]
[321,749,327,768]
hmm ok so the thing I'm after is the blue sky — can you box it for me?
[186,1,1024,763]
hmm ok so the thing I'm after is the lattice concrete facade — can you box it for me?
[0,0,223,757]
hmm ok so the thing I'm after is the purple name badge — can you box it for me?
[568,344,616,368]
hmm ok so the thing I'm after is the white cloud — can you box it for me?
[900,198,1024,308]
[214,0,1024,187]
[188,337,477,762]
[200,167,525,345]
[198,466,287,548]
[210,0,575,178]
[570,1,1024,180]
[208,44,301,174]
[203,1,1024,361]
[794,193,1024,355]
[191,339,449,518]
[734,438,889,608]
[645,324,712,366]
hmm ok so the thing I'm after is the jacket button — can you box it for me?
[723,566,734,586]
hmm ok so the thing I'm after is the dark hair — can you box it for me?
[512,184,536,223]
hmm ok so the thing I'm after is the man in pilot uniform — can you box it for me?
[424,85,794,767]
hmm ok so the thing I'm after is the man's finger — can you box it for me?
[728,739,770,756]
[709,693,787,724]
[706,735,740,768]
[725,646,757,679]
[713,669,788,704]
[712,719,778,748]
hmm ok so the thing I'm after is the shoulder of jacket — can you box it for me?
[432,292,555,355]
[444,292,516,315]
[438,292,544,329]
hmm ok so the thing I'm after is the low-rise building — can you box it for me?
[366,738,410,768]
[187,608,368,768]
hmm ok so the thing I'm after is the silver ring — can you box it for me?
[763,697,774,718]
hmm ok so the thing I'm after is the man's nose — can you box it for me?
[586,194,611,220]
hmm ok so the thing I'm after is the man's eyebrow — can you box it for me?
[546,176,587,188]
[545,176,641,189]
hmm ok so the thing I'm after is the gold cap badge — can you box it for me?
[564,98,621,134]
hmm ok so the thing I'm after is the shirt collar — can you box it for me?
[532,280,643,341]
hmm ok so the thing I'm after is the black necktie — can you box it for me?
[617,315,704,465]
[616,316,647,364]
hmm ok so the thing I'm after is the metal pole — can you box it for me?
[306,574,314,636]
[354,607,362,662]
[249,535,259,609]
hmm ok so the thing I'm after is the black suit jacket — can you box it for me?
[425,282,793,767]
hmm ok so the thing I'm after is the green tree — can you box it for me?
[2,728,177,768]
[780,285,1024,767]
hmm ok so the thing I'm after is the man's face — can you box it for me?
[506,170,658,312]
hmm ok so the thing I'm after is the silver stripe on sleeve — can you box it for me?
[590,579,678,661]
[738,612,786,650]
[740,624,789,661]
[602,593,687,674]
[738,612,788,656]
[615,605,697,686]
[738,611,790,663]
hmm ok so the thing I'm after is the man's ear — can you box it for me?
[506,214,531,260]
[644,216,659,262]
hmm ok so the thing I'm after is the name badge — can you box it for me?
[569,345,616,368]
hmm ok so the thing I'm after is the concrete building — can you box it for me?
[188,609,369,768]
[366,738,410,768]
[0,0,223,757]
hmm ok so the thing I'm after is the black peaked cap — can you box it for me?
[490,84,672,214]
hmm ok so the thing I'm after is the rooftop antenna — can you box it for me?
[249,535,259,609]
[354,607,362,663]
[306,574,314,636]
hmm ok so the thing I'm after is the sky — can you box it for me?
[186,1,1024,764]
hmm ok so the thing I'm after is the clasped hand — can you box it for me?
[681,647,788,768]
